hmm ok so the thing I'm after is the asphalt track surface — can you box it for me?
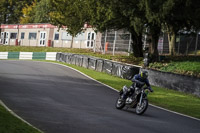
[0,60,200,133]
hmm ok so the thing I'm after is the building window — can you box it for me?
[10,33,17,39]
[62,32,71,40]
[21,32,25,39]
[87,32,95,48]
[29,33,37,40]
[54,33,59,40]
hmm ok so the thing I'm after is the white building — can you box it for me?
[0,23,98,49]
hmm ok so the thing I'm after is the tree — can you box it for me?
[139,0,162,60]
[20,0,52,24]
[33,0,51,23]
[49,0,89,48]
[20,0,37,24]
[85,0,146,57]
[142,0,200,56]
[0,0,33,24]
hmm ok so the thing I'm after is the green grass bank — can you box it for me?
[0,102,41,133]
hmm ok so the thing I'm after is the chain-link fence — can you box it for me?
[157,32,200,55]
[94,30,132,55]
[94,30,200,56]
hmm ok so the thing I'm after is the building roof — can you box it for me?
[0,23,56,29]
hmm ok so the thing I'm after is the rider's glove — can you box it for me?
[149,87,153,92]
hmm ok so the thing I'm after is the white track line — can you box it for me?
[0,100,43,132]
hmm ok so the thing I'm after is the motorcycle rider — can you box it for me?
[122,71,153,101]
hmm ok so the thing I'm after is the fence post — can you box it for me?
[113,31,117,56]
[178,33,180,55]
[94,39,96,53]
[103,30,107,54]
[195,31,199,55]
[128,33,132,56]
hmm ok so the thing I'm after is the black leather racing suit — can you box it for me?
[122,74,153,100]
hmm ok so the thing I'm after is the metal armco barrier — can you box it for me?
[8,52,20,59]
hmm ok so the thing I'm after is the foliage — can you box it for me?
[33,0,52,23]
[20,0,37,24]
[149,58,200,77]
[20,0,51,24]
[85,0,146,57]
[141,0,200,56]
[0,0,33,24]
[49,0,89,48]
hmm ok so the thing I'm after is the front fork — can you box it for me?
[139,92,143,106]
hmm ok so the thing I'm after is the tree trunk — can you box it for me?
[168,32,176,55]
[71,36,74,48]
[147,25,161,62]
[150,35,159,61]
[130,31,143,57]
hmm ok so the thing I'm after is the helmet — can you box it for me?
[140,71,148,79]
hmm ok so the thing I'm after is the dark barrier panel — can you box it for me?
[64,53,69,63]
[121,65,140,80]
[141,68,200,97]
[88,57,97,70]
[56,53,61,61]
[71,54,76,65]
[65,53,73,64]
[112,62,123,77]
[82,56,89,68]
[96,59,104,72]
[103,60,113,75]
[60,53,65,62]
[75,55,83,67]
[63,53,68,63]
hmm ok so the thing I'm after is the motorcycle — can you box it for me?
[115,84,150,115]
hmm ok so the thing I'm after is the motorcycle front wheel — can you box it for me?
[115,96,125,109]
[135,99,148,115]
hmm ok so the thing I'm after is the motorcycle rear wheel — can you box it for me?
[135,99,148,115]
[115,96,125,109]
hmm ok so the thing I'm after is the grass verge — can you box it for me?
[48,61,200,119]
[0,102,41,133]
[149,56,200,78]
[0,45,143,65]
